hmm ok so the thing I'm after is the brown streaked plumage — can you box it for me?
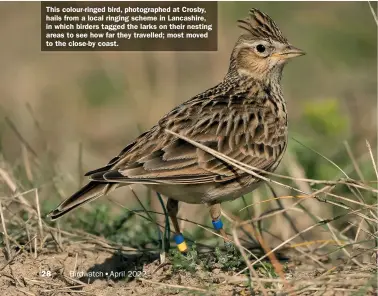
[48,8,304,247]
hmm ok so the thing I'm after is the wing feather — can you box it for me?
[84,81,286,186]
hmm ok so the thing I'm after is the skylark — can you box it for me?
[49,8,305,253]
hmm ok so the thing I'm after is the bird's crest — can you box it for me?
[237,8,288,43]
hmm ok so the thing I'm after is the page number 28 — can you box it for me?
[40,270,52,277]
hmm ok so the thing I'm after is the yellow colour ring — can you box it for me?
[174,233,188,253]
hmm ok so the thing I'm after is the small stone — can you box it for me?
[213,268,221,275]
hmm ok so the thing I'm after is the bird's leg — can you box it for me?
[209,203,231,246]
[166,198,188,253]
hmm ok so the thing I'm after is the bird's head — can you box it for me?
[229,8,305,81]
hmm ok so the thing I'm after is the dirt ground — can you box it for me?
[1,240,376,296]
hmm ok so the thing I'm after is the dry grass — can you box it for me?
[0,130,376,295]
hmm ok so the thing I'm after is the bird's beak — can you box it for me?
[272,45,306,59]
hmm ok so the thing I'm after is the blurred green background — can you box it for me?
[0,2,376,249]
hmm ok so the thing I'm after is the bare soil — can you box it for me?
[1,241,376,296]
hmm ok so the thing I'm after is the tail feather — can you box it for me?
[47,181,116,220]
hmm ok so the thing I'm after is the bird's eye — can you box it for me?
[256,44,266,53]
